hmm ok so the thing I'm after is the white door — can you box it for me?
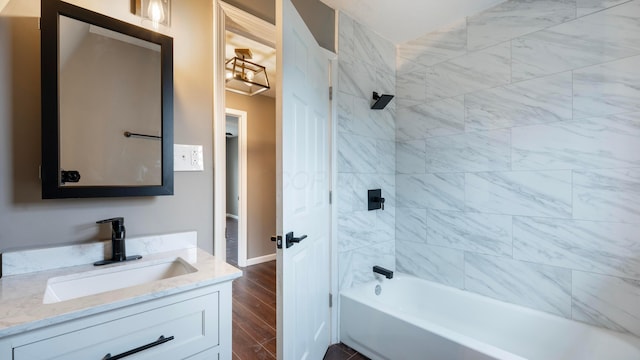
[276,0,331,359]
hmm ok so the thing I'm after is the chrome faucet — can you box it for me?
[94,217,142,266]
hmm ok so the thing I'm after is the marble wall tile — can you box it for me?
[338,57,378,100]
[337,132,377,173]
[573,55,640,119]
[513,216,640,279]
[337,173,365,213]
[465,72,573,131]
[367,102,396,140]
[397,66,427,107]
[467,0,576,51]
[397,140,426,174]
[574,168,640,223]
[427,210,513,257]
[396,97,465,141]
[397,173,465,211]
[425,129,511,173]
[338,12,354,58]
[425,42,511,102]
[339,173,396,213]
[339,241,395,291]
[513,1,640,81]
[464,253,572,317]
[395,208,428,243]
[352,17,396,72]
[338,210,378,252]
[397,20,468,67]
[577,0,633,16]
[512,112,640,170]
[572,271,640,336]
[396,240,465,288]
[465,171,572,217]
[377,140,396,175]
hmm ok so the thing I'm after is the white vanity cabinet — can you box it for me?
[0,282,232,360]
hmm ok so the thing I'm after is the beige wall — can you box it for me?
[225,136,239,216]
[225,92,276,259]
[0,0,215,253]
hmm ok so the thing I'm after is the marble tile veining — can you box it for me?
[573,54,640,119]
[352,18,396,72]
[513,112,640,170]
[427,210,512,257]
[377,140,396,175]
[465,171,572,218]
[512,0,640,81]
[572,271,640,336]
[339,241,395,291]
[425,42,511,102]
[574,168,640,223]
[338,57,377,100]
[577,0,633,16]
[397,20,468,68]
[396,97,465,141]
[465,72,573,131]
[338,210,378,253]
[395,208,428,243]
[396,66,427,106]
[425,129,511,173]
[397,173,465,211]
[514,216,640,279]
[464,253,572,317]
[396,140,426,174]
[337,132,377,173]
[396,240,464,288]
[467,0,576,51]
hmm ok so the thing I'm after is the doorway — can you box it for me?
[224,109,247,267]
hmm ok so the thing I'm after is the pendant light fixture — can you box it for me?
[225,48,270,96]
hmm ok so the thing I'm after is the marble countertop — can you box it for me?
[0,233,242,338]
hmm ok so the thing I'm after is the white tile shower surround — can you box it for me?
[336,12,396,292]
[394,0,640,338]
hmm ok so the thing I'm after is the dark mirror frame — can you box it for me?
[41,0,174,199]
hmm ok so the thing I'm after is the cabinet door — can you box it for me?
[13,292,218,360]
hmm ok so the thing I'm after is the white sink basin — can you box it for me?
[42,257,197,304]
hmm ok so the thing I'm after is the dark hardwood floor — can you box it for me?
[232,259,368,359]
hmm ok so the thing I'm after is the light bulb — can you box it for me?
[245,71,254,81]
[148,0,165,29]
[226,71,233,80]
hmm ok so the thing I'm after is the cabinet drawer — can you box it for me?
[14,291,218,360]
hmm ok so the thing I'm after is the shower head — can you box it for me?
[371,92,394,110]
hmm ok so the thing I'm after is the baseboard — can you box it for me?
[226,214,239,220]
[245,253,276,266]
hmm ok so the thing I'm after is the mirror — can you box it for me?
[41,0,174,198]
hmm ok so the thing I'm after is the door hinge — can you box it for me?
[329,293,333,308]
[329,86,333,101]
[329,191,332,204]
[37,18,41,30]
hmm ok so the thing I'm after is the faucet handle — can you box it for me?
[97,217,124,225]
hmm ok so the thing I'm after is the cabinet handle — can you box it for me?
[102,335,174,359]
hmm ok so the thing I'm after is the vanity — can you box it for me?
[0,232,241,359]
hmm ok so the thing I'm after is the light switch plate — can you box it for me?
[174,144,204,171]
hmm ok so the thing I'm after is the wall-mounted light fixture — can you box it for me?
[225,48,270,97]
[371,92,394,110]
[133,0,171,29]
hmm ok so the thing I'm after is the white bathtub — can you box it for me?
[340,273,640,360]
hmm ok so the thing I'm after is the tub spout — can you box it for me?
[373,265,393,279]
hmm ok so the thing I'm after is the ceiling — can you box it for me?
[225,31,276,98]
[320,0,507,44]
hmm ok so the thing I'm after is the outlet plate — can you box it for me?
[174,144,204,171]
